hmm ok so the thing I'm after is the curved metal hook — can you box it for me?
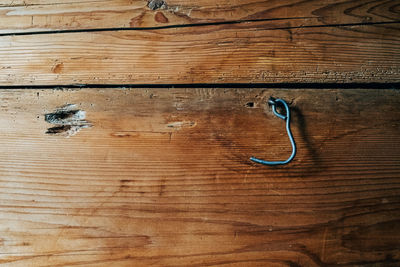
[250,98,296,165]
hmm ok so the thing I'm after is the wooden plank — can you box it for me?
[1,20,400,85]
[0,0,399,33]
[0,88,399,266]
[1,0,399,85]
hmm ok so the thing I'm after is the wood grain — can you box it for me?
[0,88,399,266]
[0,0,399,33]
[0,0,399,85]
[1,20,399,85]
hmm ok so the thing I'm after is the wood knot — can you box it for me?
[52,63,63,74]
[147,0,166,10]
[155,12,168,23]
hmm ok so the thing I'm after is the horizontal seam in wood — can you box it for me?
[0,19,398,37]
[0,83,399,90]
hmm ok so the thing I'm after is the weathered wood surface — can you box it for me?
[0,0,399,85]
[0,88,399,266]
[1,22,399,85]
[0,0,399,33]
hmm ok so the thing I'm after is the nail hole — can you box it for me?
[245,102,255,108]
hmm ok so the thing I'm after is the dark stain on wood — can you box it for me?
[44,104,91,137]
[45,109,81,124]
[46,125,72,134]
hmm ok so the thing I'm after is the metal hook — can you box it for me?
[250,97,296,165]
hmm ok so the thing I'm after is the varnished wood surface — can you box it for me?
[0,0,399,85]
[0,88,399,266]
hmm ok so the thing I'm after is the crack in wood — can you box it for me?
[5,16,380,37]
